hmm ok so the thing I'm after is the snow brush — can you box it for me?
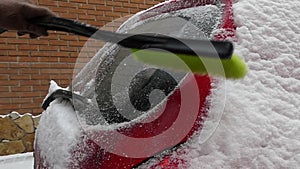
[1,17,247,79]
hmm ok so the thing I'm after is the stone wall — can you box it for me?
[0,112,40,156]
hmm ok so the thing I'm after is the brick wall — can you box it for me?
[0,0,165,115]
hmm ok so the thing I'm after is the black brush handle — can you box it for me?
[118,34,233,59]
[1,17,233,59]
[31,17,233,59]
[42,89,87,110]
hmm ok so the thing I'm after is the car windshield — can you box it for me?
[69,5,222,125]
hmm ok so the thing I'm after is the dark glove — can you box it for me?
[0,0,56,38]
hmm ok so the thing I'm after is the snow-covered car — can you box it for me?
[34,0,236,168]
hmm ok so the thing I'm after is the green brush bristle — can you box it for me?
[132,49,247,79]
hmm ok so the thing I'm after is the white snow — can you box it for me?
[34,100,81,169]
[1,0,299,168]
[0,153,33,169]
[144,0,300,168]
[35,81,82,169]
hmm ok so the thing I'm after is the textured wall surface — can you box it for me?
[0,112,40,156]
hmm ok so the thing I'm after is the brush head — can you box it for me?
[132,49,247,79]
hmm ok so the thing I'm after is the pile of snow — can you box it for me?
[35,81,82,168]
[142,0,299,168]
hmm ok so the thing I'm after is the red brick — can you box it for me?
[59,35,79,41]
[139,4,151,9]
[88,0,105,5]
[10,75,31,80]
[104,11,122,17]
[107,1,123,6]
[18,57,39,62]
[11,86,33,92]
[20,80,41,86]
[96,16,113,22]
[31,75,51,80]
[87,10,104,16]
[0,86,9,92]
[0,63,9,68]
[0,80,19,86]
[60,58,78,63]
[68,8,87,14]
[30,52,53,57]
[10,63,31,68]
[49,40,68,46]
[41,80,52,85]
[39,0,58,6]
[78,4,96,10]
[59,46,78,52]
[0,75,9,80]
[0,56,18,62]
[9,51,31,56]
[12,98,32,104]
[0,69,18,74]
[39,57,59,62]
[7,39,29,44]
[20,92,42,98]
[69,41,86,47]
[70,0,87,3]
[39,45,59,51]
[123,3,139,8]
[114,7,129,13]
[53,52,72,57]
[0,104,20,110]
[28,39,49,45]
[0,98,11,104]
[21,103,41,109]
[0,50,8,55]
[130,0,146,4]
[18,45,38,50]
[33,97,45,103]
[40,69,60,74]
[0,92,20,98]
[78,14,96,20]
[0,45,17,50]
[60,69,74,74]
[18,69,40,74]
[33,86,49,91]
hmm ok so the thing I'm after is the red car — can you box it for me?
[34,0,235,168]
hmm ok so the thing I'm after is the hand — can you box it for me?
[0,0,56,38]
